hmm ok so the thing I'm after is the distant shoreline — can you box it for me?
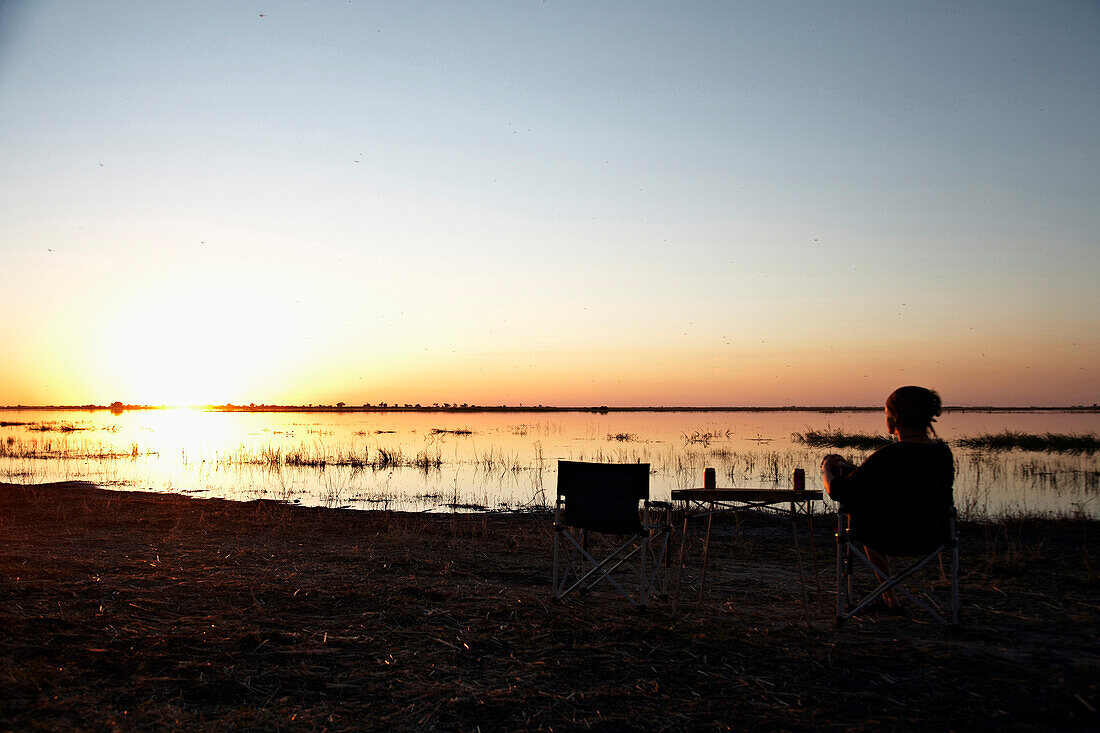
[2,404,1098,414]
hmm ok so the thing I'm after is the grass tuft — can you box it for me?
[955,431,1099,455]
[791,428,891,450]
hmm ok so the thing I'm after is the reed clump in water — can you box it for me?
[26,422,92,433]
[955,431,1099,455]
[235,444,440,472]
[681,429,733,447]
[791,428,891,450]
[0,436,149,460]
[411,449,443,471]
[795,427,1099,455]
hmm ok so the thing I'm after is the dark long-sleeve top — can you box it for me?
[828,441,955,555]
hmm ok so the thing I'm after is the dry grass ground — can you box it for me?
[1,482,1097,731]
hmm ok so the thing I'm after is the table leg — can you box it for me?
[672,511,690,614]
[698,509,714,603]
[791,500,810,622]
[806,501,822,600]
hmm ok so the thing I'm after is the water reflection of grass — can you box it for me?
[956,431,1098,454]
[956,449,1100,520]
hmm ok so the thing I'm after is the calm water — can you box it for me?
[1,409,1097,518]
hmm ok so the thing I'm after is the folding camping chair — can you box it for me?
[836,504,959,627]
[552,461,671,609]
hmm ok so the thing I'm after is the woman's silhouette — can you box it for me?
[821,386,954,609]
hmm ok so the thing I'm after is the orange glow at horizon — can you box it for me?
[0,3,1097,411]
[6,306,1093,408]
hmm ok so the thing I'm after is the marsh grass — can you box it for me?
[757,450,783,483]
[956,430,1099,455]
[797,427,1099,455]
[681,429,733,447]
[476,448,524,474]
[27,422,92,433]
[411,449,443,471]
[792,427,891,450]
[4,414,1098,517]
[955,448,1100,521]
[0,436,150,460]
[220,443,443,473]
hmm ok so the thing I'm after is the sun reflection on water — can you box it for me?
[1,408,1097,517]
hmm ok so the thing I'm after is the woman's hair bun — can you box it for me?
[886,386,942,429]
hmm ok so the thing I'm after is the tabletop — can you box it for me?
[671,488,823,503]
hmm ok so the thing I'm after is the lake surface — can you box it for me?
[2,408,1097,518]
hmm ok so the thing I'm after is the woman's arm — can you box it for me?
[821,453,857,499]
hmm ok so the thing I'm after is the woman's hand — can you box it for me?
[820,453,846,474]
[820,453,854,495]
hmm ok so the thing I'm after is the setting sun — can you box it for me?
[97,283,299,406]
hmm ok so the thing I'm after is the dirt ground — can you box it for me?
[1,481,1097,731]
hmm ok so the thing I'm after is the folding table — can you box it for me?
[671,487,823,619]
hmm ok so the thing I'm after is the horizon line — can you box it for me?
[2,403,1098,413]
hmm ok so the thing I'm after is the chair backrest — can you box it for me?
[846,486,954,556]
[842,443,955,556]
[557,461,649,535]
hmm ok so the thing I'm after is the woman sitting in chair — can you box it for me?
[821,386,954,609]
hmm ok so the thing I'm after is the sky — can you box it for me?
[1,1,1097,407]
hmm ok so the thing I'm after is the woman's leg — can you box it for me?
[864,545,899,607]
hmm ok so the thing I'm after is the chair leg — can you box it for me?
[578,530,590,595]
[790,500,810,622]
[950,541,960,627]
[552,527,560,600]
[806,505,822,599]
[555,519,673,609]
[553,529,585,601]
[836,513,848,626]
[672,513,690,614]
[648,524,671,600]
[835,509,962,629]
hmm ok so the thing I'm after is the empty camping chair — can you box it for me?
[836,500,959,627]
[552,461,671,609]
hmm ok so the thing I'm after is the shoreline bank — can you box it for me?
[2,481,1097,730]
